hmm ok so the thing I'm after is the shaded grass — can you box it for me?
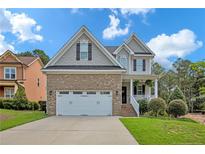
[0,109,47,131]
[120,117,205,145]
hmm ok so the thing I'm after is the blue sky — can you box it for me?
[0,8,204,67]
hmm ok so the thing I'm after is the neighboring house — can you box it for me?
[42,26,158,116]
[0,50,46,102]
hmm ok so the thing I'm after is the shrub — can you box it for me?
[39,101,46,112]
[13,85,28,110]
[138,99,148,115]
[191,95,205,110]
[201,103,205,110]
[148,98,167,117]
[2,99,15,109]
[168,86,186,103]
[0,98,4,108]
[168,99,188,118]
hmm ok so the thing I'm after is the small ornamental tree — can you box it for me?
[168,99,188,118]
[14,85,28,110]
[148,98,167,117]
[168,86,186,103]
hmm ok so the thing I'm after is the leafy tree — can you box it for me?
[17,49,50,65]
[14,85,28,110]
[168,86,186,103]
[33,49,50,65]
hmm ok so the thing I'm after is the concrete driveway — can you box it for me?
[0,116,137,145]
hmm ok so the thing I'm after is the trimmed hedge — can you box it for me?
[0,98,40,111]
[148,98,167,117]
[168,99,188,117]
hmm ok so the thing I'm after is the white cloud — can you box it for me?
[0,9,43,42]
[147,29,203,67]
[0,34,14,54]
[103,15,130,40]
[120,8,155,16]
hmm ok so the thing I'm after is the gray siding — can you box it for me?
[127,39,148,53]
[54,34,114,66]
[116,48,129,71]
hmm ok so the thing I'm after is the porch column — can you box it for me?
[14,84,18,93]
[130,79,133,97]
[154,79,158,98]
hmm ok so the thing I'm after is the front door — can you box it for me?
[122,87,127,104]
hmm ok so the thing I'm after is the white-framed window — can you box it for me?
[136,59,143,71]
[4,87,14,98]
[80,40,88,60]
[4,67,16,80]
[137,85,143,95]
[119,55,128,69]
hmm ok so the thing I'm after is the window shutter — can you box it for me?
[88,43,92,61]
[76,43,80,60]
[133,59,136,71]
[134,86,137,95]
[142,85,145,95]
[143,59,146,71]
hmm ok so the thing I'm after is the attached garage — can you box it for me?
[56,90,112,116]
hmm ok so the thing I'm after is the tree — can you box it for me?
[14,84,28,110]
[17,49,50,65]
[33,49,50,65]
[168,86,186,103]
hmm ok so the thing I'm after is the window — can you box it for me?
[100,91,110,95]
[37,78,40,87]
[80,41,88,60]
[73,91,83,95]
[134,85,145,95]
[136,59,143,71]
[4,67,16,80]
[87,91,96,95]
[137,85,143,95]
[119,55,128,69]
[4,87,14,98]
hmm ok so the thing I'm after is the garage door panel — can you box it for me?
[56,91,112,116]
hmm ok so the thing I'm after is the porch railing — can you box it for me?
[130,95,139,116]
[134,95,155,101]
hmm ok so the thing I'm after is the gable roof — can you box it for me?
[0,50,23,64]
[104,46,118,55]
[45,26,123,68]
[0,50,43,66]
[113,43,134,55]
[126,33,155,56]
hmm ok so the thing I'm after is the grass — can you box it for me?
[120,117,205,145]
[0,109,47,131]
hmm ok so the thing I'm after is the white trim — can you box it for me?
[113,43,134,55]
[4,87,15,98]
[126,33,155,56]
[0,50,23,63]
[42,69,126,74]
[27,57,44,67]
[45,26,123,68]
[4,67,17,80]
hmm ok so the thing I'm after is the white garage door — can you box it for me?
[56,91,112,116]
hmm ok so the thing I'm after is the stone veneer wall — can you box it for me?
[46,74,122,115]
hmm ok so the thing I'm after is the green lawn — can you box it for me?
[120,117,205,145]
[0,109,47,131]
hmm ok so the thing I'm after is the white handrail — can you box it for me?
[130,95,139,116]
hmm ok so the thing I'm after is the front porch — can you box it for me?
[0,80,18,98]
[121,74,158,116]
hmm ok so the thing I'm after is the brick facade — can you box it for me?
[47,74,122,116]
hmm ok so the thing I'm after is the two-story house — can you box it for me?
[42,26,158,116]
[0,50,46,102]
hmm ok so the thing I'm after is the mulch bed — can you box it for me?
[182,113,205,124]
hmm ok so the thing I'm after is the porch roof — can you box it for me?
[122,74,158,80]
